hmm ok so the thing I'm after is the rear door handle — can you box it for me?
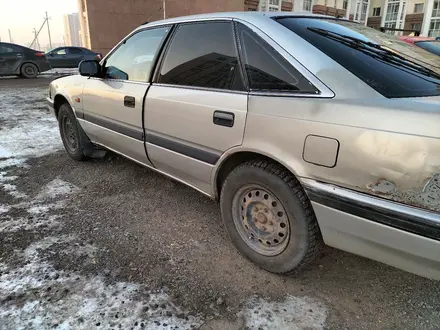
[213,111,234,127]
[124,96,135,108]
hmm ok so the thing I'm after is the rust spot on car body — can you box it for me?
[367,173,440,212]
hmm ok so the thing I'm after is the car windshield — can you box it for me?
[277,17,440,98]
[415,41,440,56]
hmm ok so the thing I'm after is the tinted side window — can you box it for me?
[105,27,169,82]
[158,22,244,90]
[237,23,318,93]
[277,18,440,98]
[69,48,84,54]
[0,45,19,53]
[55,48,67,55]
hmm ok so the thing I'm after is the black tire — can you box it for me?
[58,103,87,161]
[220,160,323,274]
[20,63,38,78]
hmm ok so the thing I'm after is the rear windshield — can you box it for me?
[277,18,440,98]
[415,41,440,56]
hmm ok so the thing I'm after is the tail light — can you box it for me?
[35,52,45,57]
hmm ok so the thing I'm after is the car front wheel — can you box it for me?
[220,160,323,274]
[58,103,87,161]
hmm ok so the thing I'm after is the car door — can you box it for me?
[80,26,171,165]
[66,47,85,67]
[48,48,68,68]
[145,21,248,194]
[0,44,23,75]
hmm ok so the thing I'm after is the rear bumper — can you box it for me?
[38,61,52,73]
[302,179,440,280]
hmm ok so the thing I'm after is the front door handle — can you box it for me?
[124,96,135,108]
[213,111,234,127]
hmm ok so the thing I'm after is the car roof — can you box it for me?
[0,41,37,51]
[1,41,24,48]
[141,11,337,28]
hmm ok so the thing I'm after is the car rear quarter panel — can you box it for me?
[242,95,440,212]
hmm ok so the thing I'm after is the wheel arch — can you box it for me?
[53,94,70,119]
[213,149,302,201]
[20,61,39,72]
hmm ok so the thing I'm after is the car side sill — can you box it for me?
[91,142,214,199]
[302,179,440,241]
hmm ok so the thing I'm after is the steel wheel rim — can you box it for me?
[25,66,35,76]
[232,184,290,256]
[62,116,77,153]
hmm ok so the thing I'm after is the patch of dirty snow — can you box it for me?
[0,236,204,330]
[0,205,10,214]
[0,87,62,170]
[1,183,27,199]
[0,172,19,181]
[0,118,61,160]
[0,158,27,170]
[36,179,80,201]
[27,202,65,215]
[0,172,27,199]
[0,178,79,233]
[41,68,78,77]
[0,87,62,202]
[241,295,328,330]
[0,215,61,233]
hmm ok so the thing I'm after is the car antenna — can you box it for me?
[143,6,162,25]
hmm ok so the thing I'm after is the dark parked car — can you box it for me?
[0,42,51,78]
[46,47,102,68]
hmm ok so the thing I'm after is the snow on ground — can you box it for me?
[0,235,204,330]
[36,179,80,201]
[40,68,78,76]
[242,296,327,329]
[0,204,10,214]
[0,85,328,329]
[0,87,62,162]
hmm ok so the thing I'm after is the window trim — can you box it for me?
[98,24,175,85]
[235,18,334,98]
[152,19,247,93]
[235,21,320,96]
[147,17,334,98]
[54,48,67,55]
[372,7,381,16]
[414,3,424,13]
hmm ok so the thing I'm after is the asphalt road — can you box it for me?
[0,77,439,329]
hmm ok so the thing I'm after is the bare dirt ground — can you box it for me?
[0,76,439,330]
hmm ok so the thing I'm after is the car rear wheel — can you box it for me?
[20,63,38,78]
[58,104,87,161]
[220,160,323,274]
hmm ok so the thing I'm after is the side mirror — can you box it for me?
[79,60,101,77]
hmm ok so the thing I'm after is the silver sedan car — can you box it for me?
[47,12,440,280]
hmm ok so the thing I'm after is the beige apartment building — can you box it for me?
[78,0,439,54]
[365,0,439,37]
[63,13,82,47]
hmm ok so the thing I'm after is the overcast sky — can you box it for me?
[0,0,78,48]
